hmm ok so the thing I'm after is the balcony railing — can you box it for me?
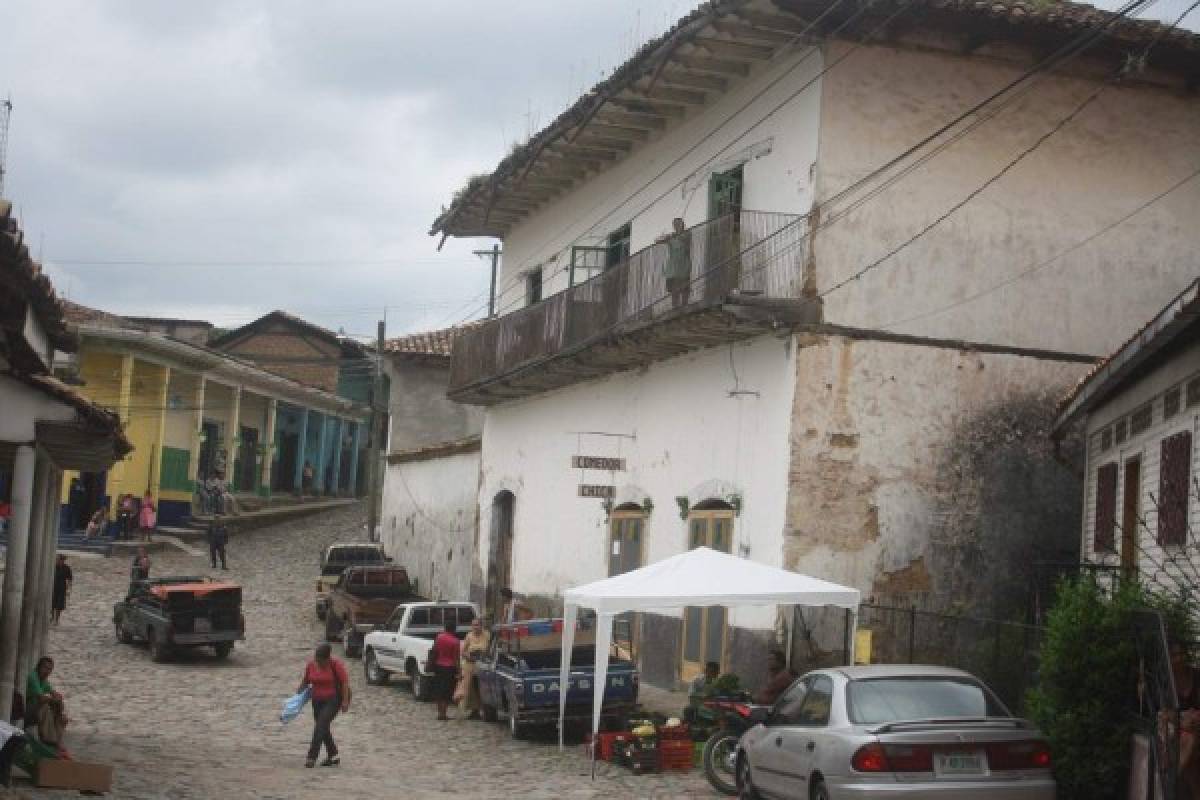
[449,210,807,395]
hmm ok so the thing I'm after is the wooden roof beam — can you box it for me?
[610,96,688,118]
[572,133,635,152]
[672,53,752,77]
[547,142,622,161]
[576,122,650,141]
[709,18,805,45]
[653,68,729,92]
[693,37,776,60]
[733,10,818,36]
[593,110,667,131]
[624,85,707,106]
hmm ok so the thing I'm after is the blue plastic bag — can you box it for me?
[280,686,311,724]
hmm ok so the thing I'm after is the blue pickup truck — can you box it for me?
[477,618,639,739]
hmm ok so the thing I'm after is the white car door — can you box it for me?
[749,677,810,797]
[375,608,406,671]
[776,674,835,798]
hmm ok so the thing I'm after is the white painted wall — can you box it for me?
[814,40,1200,355]
[381,449,480,603]
[493,44,825,315]
[476,335,797,631]
[1081,339,1200,574]
[0,377,76,442]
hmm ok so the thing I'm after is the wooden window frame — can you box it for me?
[1094,462,1118,554]
[1158,430,1193,549]
[525,267,543,306]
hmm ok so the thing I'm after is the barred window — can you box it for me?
[1115,418,1128,445]
[1094,463,1118,553]
[1164,387,1181,419]
[1158,430,1193,548]
[1100,428,1113,451]
[1130,405,1153,435]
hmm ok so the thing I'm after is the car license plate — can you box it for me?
[194,618,212,633]
[936,750,986,775]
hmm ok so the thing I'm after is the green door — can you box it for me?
[706,166,743,301]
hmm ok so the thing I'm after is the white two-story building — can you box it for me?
[430,0,1200,688]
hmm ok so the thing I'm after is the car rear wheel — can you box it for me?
[323,614,342,643]
[810,778,830,800]
[481,703,497,722]
[509,710,526,740]
[736,755,762,800]
[410,667,432,701]
[148,630,170,663]
[364,651,388,685]
[114,619,133,645]
[213,642,233,660]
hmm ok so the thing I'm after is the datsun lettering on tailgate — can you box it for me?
[476,617,639,739]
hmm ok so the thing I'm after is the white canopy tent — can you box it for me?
[557,546,861,753]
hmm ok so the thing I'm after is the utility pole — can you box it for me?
[0,96,13,197]
[473,244,502,317]
[366,319,386,541]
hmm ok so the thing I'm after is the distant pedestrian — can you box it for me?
[84,507,106,540]
[138,491,157,541]
[207,513,228,570]
[301,461,314,497]
[130,546,150,582]
[117,494,136,540]
[67,477,86,532]
[51,555,73,625]
[458,616,490,720]
[427,618,460,721]
[659,217,692,308]
[297,643,350,768]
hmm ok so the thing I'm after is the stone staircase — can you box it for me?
[0,527,114,557]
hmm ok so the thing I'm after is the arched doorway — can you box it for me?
[682,499,735,681]
[486,490,515,622]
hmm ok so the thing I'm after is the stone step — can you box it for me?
[0,529,114,557]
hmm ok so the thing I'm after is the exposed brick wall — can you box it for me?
[218,324,341,391]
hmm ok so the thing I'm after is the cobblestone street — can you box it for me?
[2,505,714,799]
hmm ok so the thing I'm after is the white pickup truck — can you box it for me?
[361,601,479,700]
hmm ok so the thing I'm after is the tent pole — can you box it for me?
[847,608,859,665]
[558,604,579,751]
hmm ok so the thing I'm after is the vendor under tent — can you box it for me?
[557,546,861,758]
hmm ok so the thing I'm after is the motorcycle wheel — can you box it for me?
[703,731,740,796]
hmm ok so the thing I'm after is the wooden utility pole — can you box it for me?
[366,319,386,541]
[473,244,502,317]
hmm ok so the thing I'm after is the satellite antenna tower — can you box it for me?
[0,96,12,197]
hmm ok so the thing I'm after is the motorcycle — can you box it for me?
[701,696,769,795]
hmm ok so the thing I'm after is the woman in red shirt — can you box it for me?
[428,619,461,721]
[297,644,351,768]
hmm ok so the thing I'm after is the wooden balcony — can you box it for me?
[448,211,821,405]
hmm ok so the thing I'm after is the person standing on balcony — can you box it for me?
[660,217,692,309]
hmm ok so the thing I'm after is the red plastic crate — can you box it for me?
[656,723,691,740]
[658,739,694,770]
[585,732,634,762]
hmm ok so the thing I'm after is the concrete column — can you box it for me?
[16,455,52,687]
[0,445,37,721]
[348,421,362,497]
[226,386,242,490]
[262,398,277,494]
[188,376,206,486]
[316,414,329,495]
[330,418,344,496]
[148,365,171,497]
[31,470,61,675]
[294,408,309,491]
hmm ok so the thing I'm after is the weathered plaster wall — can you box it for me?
[814,40,1200,354]
[785,334,1089,624]
[380,449,480,603]
[384,357,483,451]
[475,335,797,631]
[494,44,825,314]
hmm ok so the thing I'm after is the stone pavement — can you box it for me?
[1,504,717,799]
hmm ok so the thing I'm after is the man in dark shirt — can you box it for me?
[755,650,796,706]
[51,555,73,625]
[208,513,228,570]
[130,546,150,582]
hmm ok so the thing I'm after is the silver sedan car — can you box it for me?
[736,665,1055,799]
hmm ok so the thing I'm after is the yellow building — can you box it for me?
[59,312,371,529]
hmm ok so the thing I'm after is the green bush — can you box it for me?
[1027,576,1195,800]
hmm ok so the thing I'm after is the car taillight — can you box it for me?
[851,743,935,773]
[852,743,889,772]
[987,740,1052,770]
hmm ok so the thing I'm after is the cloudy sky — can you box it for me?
[2,0,1194,340]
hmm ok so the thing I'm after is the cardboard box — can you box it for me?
[36,759,114,793]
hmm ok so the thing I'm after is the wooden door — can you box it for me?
[609,511,646,661]
[706,166,744,301]
[1121,457,1141,579]
[682,508,734,682]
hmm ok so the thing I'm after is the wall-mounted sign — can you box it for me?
[572,456,626,471]
[578,484,616,499]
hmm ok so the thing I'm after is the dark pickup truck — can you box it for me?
[324,565,422,657]
[114,576,245,662]
[477,618,639,739]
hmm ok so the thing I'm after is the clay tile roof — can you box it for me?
[384,322,482,358]
[0,200,76,352]
[431,0,1200,239]
[209,310,342,348]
